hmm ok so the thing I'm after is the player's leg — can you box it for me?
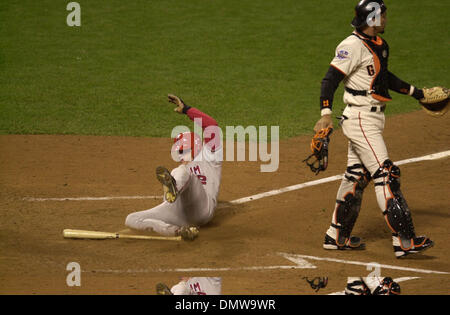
[349,110,433,257]
[125,164,211,239]
[170,280,191,295]
[125,201,188,236]
[372,160,433,258]
[324,142,370,250]
[179,176,214,225]
[125,165,195,235]
[171,163,215,225]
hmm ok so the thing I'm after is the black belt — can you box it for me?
[348,104,386,112]
[345,87,372,96]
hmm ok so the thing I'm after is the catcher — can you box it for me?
[125,95,222,240]
[311,0,448,258]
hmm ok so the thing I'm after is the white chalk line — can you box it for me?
[328,276,420,295]
[229,149,450,205]
[281,253,449,275]
[24,150,450,203]
[23,195,163,202]
[83,253,449,275]
[83,265,314,274]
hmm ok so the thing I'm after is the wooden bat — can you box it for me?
[63,229,182,241]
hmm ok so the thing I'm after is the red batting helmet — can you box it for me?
[172,132,202,161]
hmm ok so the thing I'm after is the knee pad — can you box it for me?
[333,164,371,244]
[345,163,372,191]
[373,159,401,195]
[374,160,416,240]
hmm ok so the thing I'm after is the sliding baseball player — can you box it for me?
[125,95,222,240]
[314,0,448,258]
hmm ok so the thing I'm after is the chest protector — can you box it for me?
[354,33,392,102]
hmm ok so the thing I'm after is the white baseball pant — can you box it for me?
[125,164,214,236]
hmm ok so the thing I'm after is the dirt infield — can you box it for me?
[1,110,449,295]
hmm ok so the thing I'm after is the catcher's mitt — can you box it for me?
[419,87,449,117]
[303,127,333,175]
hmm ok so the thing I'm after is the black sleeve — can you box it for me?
[182,104,191,114]
[179,97,191,114]
[320,66,345,111]
[387,71,411,94]
[387,71,424,99]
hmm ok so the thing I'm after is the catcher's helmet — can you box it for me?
[351,0,387,29]
[172,132,202,161]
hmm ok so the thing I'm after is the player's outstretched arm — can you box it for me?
[387,72,424,99]
[386,73,449,116]
[168,94,218,129]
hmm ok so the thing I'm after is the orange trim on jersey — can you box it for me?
[330,64,347,76]
[371,36,383,46]
[361,42,380,90]
[353,31,383,46]
[360,41,392,102]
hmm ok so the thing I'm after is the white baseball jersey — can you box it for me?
[171,277,222,295]
[187,141,223,209]
[330,31,390,106]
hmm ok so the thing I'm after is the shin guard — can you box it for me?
[373,160,416,249]
[332,164,371,246]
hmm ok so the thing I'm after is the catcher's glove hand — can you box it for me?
[419,87,449,117]
[303,127,333,175]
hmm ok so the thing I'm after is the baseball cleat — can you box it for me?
[393,235,434,259]
[372,277,401,295]
[323,234,366,250]
[156,166,177,203]
[156,282,173,295]
[178,226,199,241]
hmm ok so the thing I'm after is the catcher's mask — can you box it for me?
[351,0,387,29]
[172,132,202,162]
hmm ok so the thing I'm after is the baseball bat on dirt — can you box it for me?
[62,229,182,241]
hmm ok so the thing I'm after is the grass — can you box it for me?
[0,0,448,138]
